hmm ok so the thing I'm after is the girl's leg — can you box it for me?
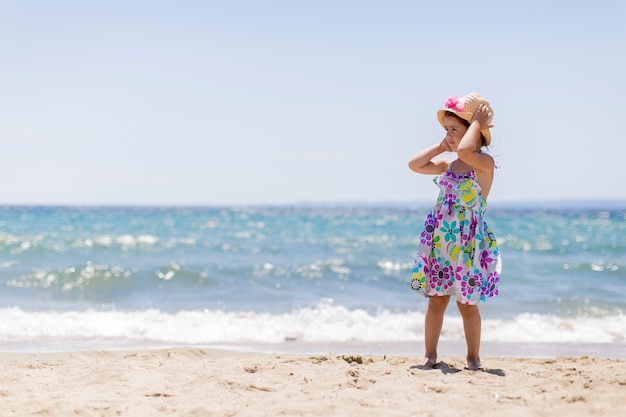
[456,302,482,370]
[421,296,450,366]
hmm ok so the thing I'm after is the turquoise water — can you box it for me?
[0,204,624,356]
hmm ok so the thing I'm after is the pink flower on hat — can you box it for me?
[444,96,464,112]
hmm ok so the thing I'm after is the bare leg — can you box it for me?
[456,301,482,370]
[420,296,450,367]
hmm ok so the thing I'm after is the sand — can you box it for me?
[1,348,625,416]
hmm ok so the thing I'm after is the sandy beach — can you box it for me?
[1,349,625,417]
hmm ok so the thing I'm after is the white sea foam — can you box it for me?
[0,303,623,349]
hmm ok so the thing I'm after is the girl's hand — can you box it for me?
[439,138,452,152]
[471,105,494,130]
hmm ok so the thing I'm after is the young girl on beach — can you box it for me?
[408,92,501,371]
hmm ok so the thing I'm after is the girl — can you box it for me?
[408,92,502,371]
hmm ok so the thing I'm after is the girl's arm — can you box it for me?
[456,105,495,173]
[408,141,451,175]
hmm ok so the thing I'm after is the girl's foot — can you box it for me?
[416,357,437,369]
[466,357,482,371]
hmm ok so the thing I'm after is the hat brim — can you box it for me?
[437,109,491,146]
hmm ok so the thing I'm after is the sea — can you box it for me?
[1,203,624,359]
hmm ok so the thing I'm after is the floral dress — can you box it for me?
[411,161,501,304]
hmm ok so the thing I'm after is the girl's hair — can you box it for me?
[445,111,487,147]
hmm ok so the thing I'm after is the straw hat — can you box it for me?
[436,92,493,146]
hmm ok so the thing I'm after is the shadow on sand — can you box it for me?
[410,361,506,376]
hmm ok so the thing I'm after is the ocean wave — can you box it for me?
[0,302,623,347]
[6,262,134,291]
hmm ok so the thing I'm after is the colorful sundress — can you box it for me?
[411,160,501,304]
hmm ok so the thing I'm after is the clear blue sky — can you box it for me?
[1,0,624,206]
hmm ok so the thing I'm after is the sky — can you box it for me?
[1,0,625,206]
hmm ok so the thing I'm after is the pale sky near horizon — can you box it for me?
[1,1,624,206]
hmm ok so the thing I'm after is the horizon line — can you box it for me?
[1,199,625,209]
